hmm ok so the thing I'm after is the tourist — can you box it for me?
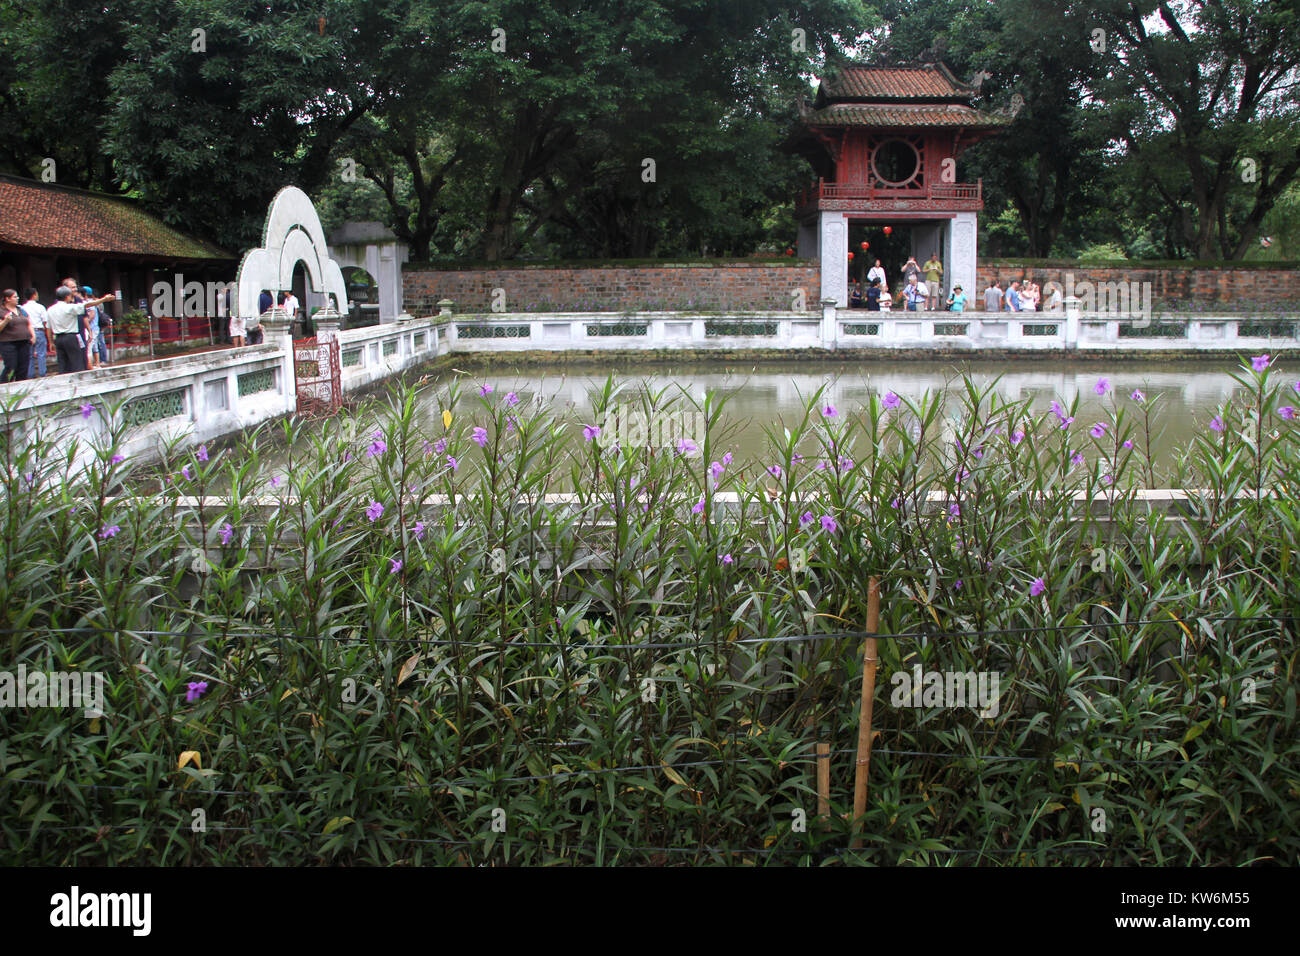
[82,286,104,369]
[901,255,920,287]
[230,308,246,348]
[1005,280,1023,312]
[258,289,273,316]
[849,279,863,308]
[865,278,882,311]
[923,251,944,310]
[903,276,923,311]
[947,285,967,312]
[867,259,887,296]
[282,289,300,325]
[983,279,1003,312]
[22,289,50,378]
[1043,282,1063,311]
[0,288,35,383]
[916,278,929,310]
[49,287,114,373]
[1021,277,1040,311]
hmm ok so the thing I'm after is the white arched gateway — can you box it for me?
[234,186,348,319]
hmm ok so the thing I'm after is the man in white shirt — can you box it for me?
[21,289,50,377]
[866,259,888,295]
[283,291,300,324]
[48,287,114,373]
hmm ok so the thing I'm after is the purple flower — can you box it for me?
[1251,354,1270,373]
[1059,416,1075,430]
[197,445,209,462]
[180,465,193,481]
[433,437,447,455]
[721,452,733,466]
[1293,381,1300,396]
[799,511,814,528]
[446,455,459,472]
[1130,389,1145,402]
[709,460,725,481]
[837,455,854,471]
[505,391,519,407]
[219,523,233,545]
[1029,577,1046,597]
[883,391,900,410]
[1282,406,1297,421]
[1210,416,1225,433]
[110,453,126,465]
[413,520,426,540]
[954,579,963,591]
[677,438,698,455]
[23,472,34,488]
[890,497,901,509]
[479,383,494,397]
[692,497,706,515]
[270,475,282,489]
[185,681,209,703]
[1122,440,1133,449]
[1011,430,1025,446]
[1101,474,1113,485]
[1090,423,1107,439]
[720,553,733,565]
[1070,451,1085,466]
[80,402,94,419]
[583,424,600,442]
[389,557,403,575]
[948,503,960,517]
[1094,377,1109,396]
[1050,400,1064,419]
[366,500,384,522]
[768,465,783,479]
[792,452,804,464]
[820,515,837,534]
[822,404,837,418]
[472,427,489,447]
[367,436,387,457]
[955,469,970,482]
[98,524,120,540]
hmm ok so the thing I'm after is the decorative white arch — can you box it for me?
[235,186,348,318]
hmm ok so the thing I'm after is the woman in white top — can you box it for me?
[866,259,888,295]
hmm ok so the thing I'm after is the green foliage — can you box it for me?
[1,363,1298,865]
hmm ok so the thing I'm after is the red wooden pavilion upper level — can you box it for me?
[787,61,1010,307]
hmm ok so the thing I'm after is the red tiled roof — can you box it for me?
[805,103,1009,130]
[0,175,232,260]
[819,63,975,101]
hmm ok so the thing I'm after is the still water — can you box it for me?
[403,357,1256,465]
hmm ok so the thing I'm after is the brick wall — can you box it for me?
[402,260,1299,315]
[403,263,820,314]
[976,260,1300,310]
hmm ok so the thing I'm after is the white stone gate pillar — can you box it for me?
[818,211,849,308]
[947,212,977,307]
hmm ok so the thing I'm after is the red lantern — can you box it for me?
[862,241,870,250]
[847,252,854,261]
[883,226,893,236]
[785,248,794,256]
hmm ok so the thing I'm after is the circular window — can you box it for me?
[872,139,921,186]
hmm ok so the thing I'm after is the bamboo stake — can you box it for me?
[851,576,881,849]
[815,743,830,822]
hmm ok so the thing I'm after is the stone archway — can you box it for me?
[234,186,348,320]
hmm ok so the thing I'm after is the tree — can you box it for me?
[1091,0,1300,259]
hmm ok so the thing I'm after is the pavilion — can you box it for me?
[789,60,1009,307]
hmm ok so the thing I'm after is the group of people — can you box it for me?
[983,277,1059,312]
[0,279,117,383]
[849,252,967,312]
[231,289,301,347]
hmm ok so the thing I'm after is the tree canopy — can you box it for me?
[0,0,1295,260]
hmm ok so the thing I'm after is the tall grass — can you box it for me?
[0,359,1296,865]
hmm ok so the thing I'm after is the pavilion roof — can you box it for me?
[0,174,232,261]
[816,62,977,104]
[802,102,1010,131]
